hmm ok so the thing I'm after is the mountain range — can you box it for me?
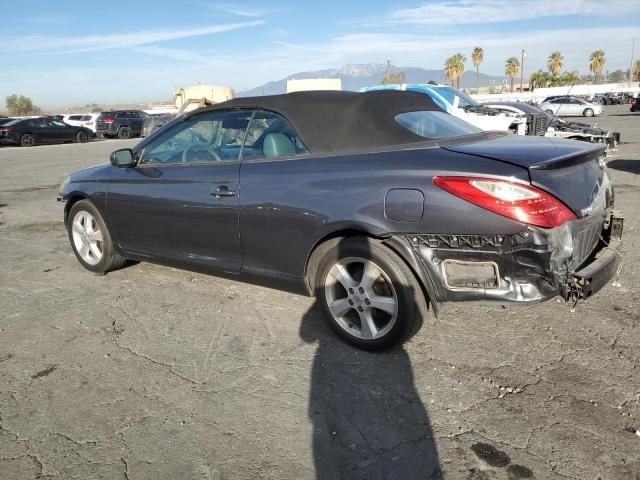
[239,64,506,96]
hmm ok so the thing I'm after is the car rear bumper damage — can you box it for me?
[402,211,623,307]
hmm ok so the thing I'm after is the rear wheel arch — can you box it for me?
[304,229,438,317]
[305,229,381,294]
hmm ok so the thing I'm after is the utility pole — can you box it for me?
[386,60,391,84]
[630,38,636,87]
[520,49,526,93]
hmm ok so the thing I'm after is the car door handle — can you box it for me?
[211,186,236,198]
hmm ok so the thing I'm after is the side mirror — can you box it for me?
[110,148,134,167]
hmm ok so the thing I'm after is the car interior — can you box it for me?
[140,109,308,165]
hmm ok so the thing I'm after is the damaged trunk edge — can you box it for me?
[398,210,622,307]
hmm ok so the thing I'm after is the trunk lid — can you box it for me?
[443,135,610,218]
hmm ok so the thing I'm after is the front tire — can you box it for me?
[67,200,127,273]
[583,108,594,117]
[20,134,36,147]
[117,127,130,139]
[314,237,425,350]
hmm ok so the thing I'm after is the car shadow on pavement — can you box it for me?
[608,159,640,174]
[299,237,442,480]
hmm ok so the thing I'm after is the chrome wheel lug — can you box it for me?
[358,287,364,294]
[364,299,370,305]
[357,306,364,312]
[348,299,354,306]
[348,288,354,294]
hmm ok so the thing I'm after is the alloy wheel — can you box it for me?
[71,211,104,265]
[324,257,398,340]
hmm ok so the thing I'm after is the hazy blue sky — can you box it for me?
[1,0,638,107]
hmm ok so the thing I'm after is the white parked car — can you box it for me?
[62,114,92,127]
[62,113,101,133]
[539,96,602,117]
[81,113,102,133]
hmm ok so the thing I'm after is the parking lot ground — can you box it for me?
[1,106,639,480]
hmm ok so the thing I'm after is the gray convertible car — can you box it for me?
[58,91,623,349]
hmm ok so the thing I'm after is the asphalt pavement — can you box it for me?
[0,106,639,479]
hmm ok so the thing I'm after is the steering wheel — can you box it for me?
[181,144,222,163]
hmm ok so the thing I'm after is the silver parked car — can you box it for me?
[539,96,603,117]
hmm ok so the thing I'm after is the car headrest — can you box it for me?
[263,133,296,158]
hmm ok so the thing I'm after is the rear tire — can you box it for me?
[314,237,425,350]
[117,127,130,139]
[20,134,36,147]
[75,131,89,143]
[67,200,127,274]
[583,108,594,117]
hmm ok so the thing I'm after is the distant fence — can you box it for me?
[472,82,640,103]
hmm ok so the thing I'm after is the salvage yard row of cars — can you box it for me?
[0,110,170,146]
[58,90,624,349]
[2,84,636,148]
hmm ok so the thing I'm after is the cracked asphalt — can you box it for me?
[1,105,639,479]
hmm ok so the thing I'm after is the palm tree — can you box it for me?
[547,51,564,75]
[444,53,467,88]
[633,60,640,82]
[444,57,457,86]
[589,50,606,84]
[505,57,520,92]
[529,70,551,90]
[471,47,484,92]
[559,70,581,86]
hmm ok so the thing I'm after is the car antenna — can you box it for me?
[547,82,576,126]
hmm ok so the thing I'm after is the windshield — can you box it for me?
[435,86,481,108]
[395,111,482,139]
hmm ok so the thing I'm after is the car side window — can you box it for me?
[37,119,48,128]
[116,112,126,118]
[241,110,309,161]
[139,110,252,165]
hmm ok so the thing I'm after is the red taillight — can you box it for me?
[433,176,577,228]
[102,118,114,124]
[1,127,11,133]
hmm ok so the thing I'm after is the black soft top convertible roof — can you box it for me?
[189,90,442,154]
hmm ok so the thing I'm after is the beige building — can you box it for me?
[174,85,235,110]
[286,78,342,93]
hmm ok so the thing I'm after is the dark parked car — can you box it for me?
[96,110,147,139]
[0,117,93,146]
[58,91,623,349]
